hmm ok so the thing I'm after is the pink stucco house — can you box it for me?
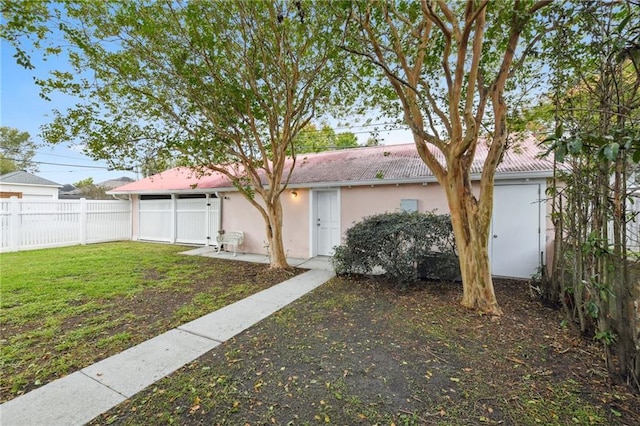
[110,138,554,278]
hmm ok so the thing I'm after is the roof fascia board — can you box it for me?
[107,187,236,195]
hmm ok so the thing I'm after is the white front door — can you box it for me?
[315,190,339,256]
[491,184,542,278]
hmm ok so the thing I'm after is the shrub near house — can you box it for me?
[332,211,459,286]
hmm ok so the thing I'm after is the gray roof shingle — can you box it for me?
[288,136,553,184]
[0,171,61,187]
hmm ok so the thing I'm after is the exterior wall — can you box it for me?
[283,189,310,258]
[0,183,59,199]
[341,179,549,278]
[340,183,451,235]
[126,177,551,274]
[219,189,310,258]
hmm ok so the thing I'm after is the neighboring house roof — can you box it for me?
[0,171,61,187]
[97,176,135,190]
[110,136,554,194]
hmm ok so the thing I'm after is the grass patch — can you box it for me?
[0,241,303,402]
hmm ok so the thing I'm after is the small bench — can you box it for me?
[216,231,244,256]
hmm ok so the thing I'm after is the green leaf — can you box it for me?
[554,124,563,139]
[603,143,619,161]
[567,138,582,154]
[554,143,567,162]
[616,13,631,34]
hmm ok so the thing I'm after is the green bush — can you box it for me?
[332,211,458,286]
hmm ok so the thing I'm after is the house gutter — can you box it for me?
[107,188,233,196]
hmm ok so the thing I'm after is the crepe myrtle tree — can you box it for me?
[342,0,552,315]
[1,0,352,269]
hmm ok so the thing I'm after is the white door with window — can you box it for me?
[314,190,339,256]
[491,184,542,278]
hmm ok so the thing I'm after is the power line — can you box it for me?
[35,151,93,160]
[37,170,99,174]
[3,157,111,169]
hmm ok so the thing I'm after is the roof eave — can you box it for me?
[109,170,554,195]
[287,170,554,189]
[0,182,62,189]
[107,186,236,195]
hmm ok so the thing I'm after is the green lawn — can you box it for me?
[0,242,299,402]
[1,242,202,319]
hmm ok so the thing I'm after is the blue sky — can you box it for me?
[1,39,138,186]
[1,37,411,187]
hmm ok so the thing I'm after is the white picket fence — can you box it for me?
[0,197,131,253]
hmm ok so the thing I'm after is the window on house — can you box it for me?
[400,199,418,212]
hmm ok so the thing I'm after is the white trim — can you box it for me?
[308,191,314,258]
[0,182,62,189]
[108,188,229,195]
[205,194,212,246]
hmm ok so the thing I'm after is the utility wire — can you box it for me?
[35,151,93,160]
[3,157,112,169]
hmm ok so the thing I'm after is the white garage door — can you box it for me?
[491,184,543,278]
[138,194,220,245]
[138,196,172,242]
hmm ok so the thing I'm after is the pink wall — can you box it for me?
[220,189,310,258]
[340,183,450,235]
[127,178,553,270]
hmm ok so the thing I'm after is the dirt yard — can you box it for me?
[89,276,640,425]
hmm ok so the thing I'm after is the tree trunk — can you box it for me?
[445,166,502,316]
[265,196,290,269]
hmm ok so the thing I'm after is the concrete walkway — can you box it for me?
[0,251,334,426]
[181,247,335,271]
